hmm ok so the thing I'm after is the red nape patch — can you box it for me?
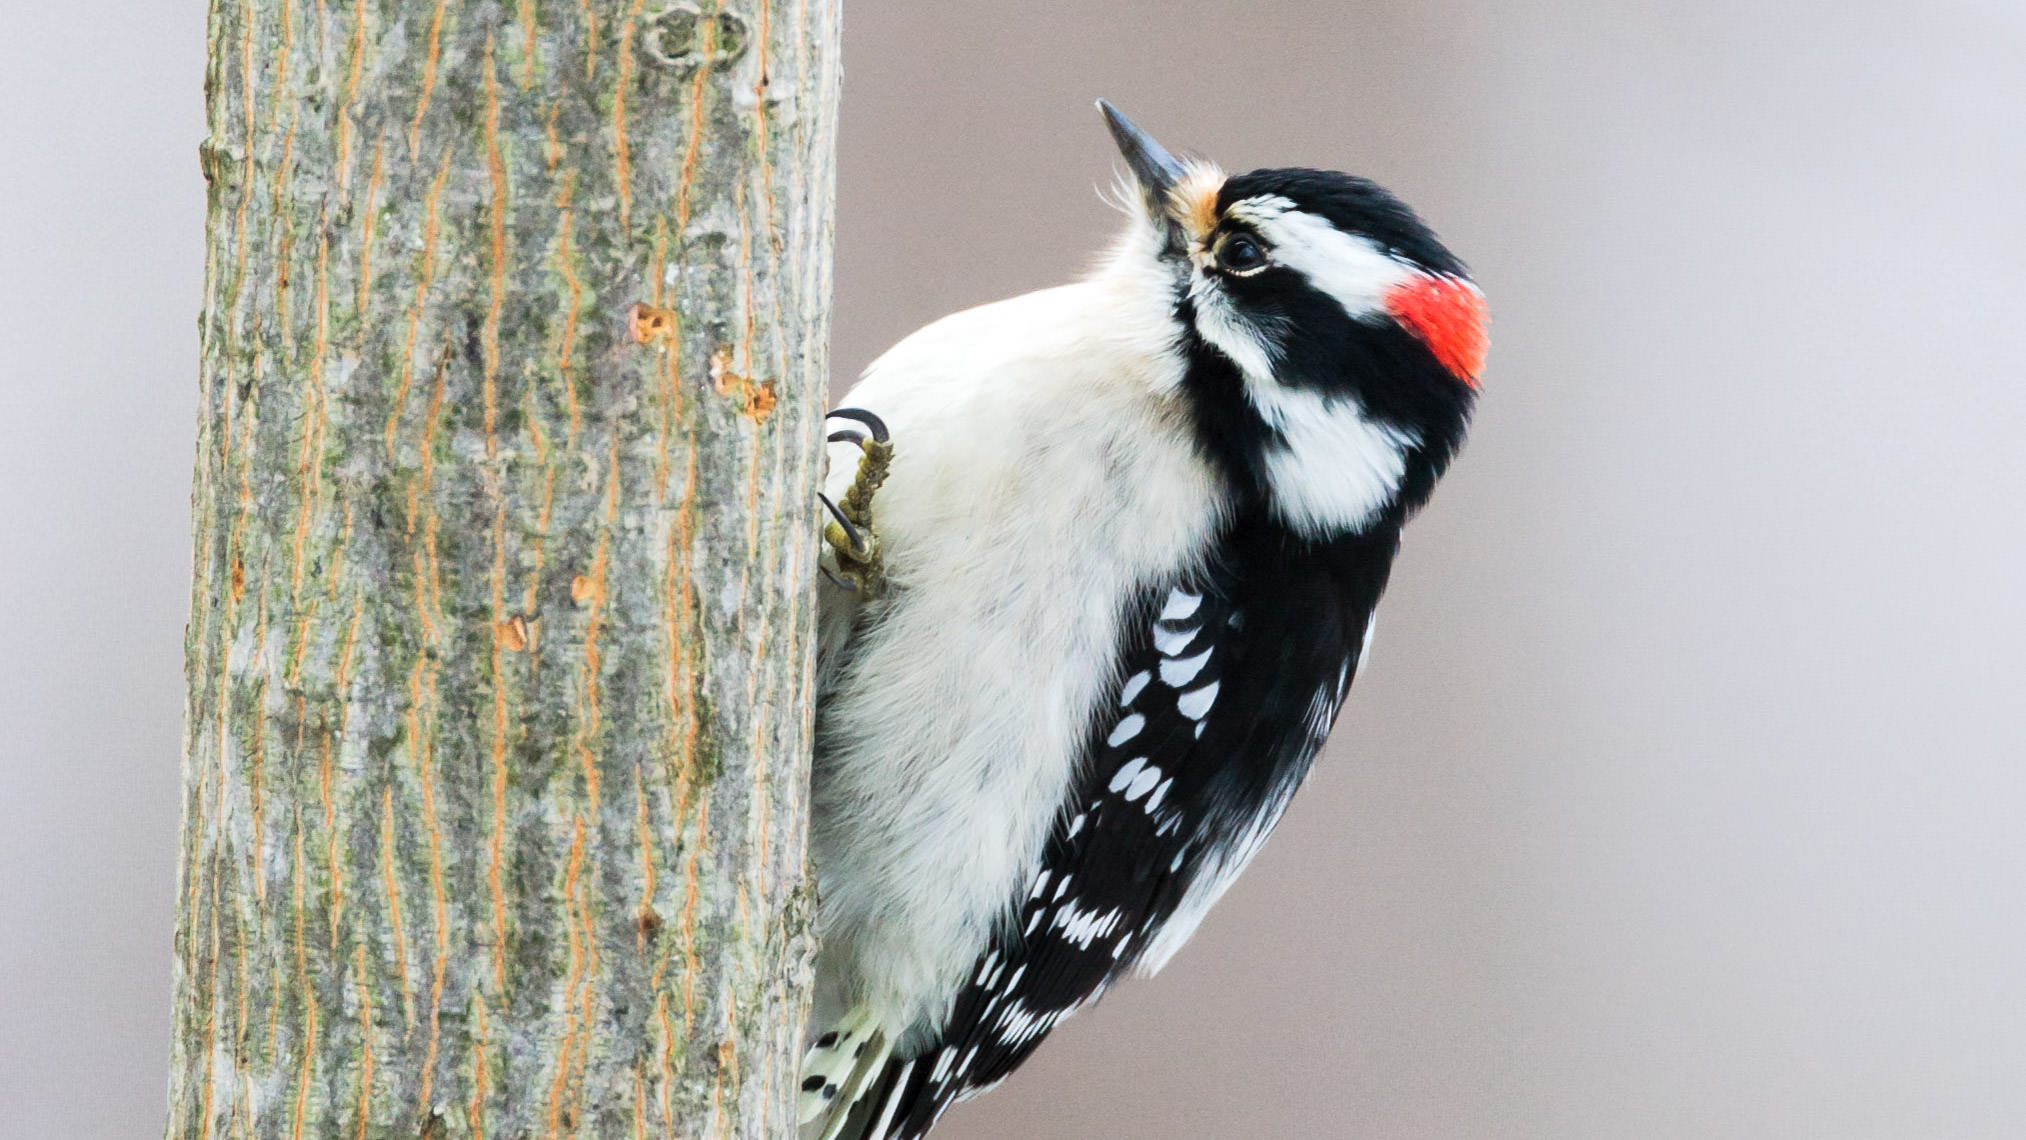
[1384,275,1488,386]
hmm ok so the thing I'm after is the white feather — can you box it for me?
[811,220,1226,1054]
[1253,384,1419,537]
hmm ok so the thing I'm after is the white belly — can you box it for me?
[810,280,1223,1048]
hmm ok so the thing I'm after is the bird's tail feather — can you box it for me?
[845,1057,916,1140]
[799,1005,893,1140]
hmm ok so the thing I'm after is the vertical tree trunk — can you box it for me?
[169,2,837,1137]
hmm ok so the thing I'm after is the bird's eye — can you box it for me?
[1216,234,1268,274]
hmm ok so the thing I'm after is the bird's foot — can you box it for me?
[821,408,892,599]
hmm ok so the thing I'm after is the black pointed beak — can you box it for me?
[1099,99,1186,202]
[1098,99,1191,252]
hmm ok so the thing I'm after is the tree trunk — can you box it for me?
[169,2,837,1137]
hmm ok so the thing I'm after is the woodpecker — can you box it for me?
[800,102,1486,1140]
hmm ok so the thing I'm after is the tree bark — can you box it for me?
[169,2,837,1137]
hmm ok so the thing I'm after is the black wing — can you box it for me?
[868,523,1398,1139]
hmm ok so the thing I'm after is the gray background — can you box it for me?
[4,1,2024,1137]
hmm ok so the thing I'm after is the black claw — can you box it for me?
[821,566,858,593]
[818,493,866,554]
[825,407,889,444]
[827,429,870,445]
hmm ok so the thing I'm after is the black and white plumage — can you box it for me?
[801,103,1486,1140]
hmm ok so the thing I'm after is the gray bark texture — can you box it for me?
[170,1,838,1137]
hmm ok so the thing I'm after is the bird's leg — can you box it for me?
[821,409,892,598]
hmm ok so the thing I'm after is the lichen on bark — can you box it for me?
[170,1,838,1136]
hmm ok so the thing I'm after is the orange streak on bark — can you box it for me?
[545,818,588,1140]
[386,154,453,461]
[653,988,677,1123]
[613,1,641,227]
[578,0,599,80]
[408,0,450,159]
[544,102,564,173]
[673,19,717,230]
[519,0,539,87]
[337,0,368,196]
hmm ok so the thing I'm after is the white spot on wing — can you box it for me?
[1107,713,1146,748]
[1051,900,1126,949]
[1124,764,1162,802]
[1159,647,1211,687]
[1108,757,1146,794]
[1118,670,1152,707]
[1144,777,1173,813]
[1176,681,1219,720]
[1152,623,1196,656]
[1159,589,1202,621]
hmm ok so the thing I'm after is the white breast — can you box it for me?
[812,265,1224,1046]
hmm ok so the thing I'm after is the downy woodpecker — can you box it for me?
[802,102,1486,1140]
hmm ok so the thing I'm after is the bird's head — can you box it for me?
[1099,101,1484,536]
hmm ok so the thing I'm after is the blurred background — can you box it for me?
[5,0,2025,1137]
